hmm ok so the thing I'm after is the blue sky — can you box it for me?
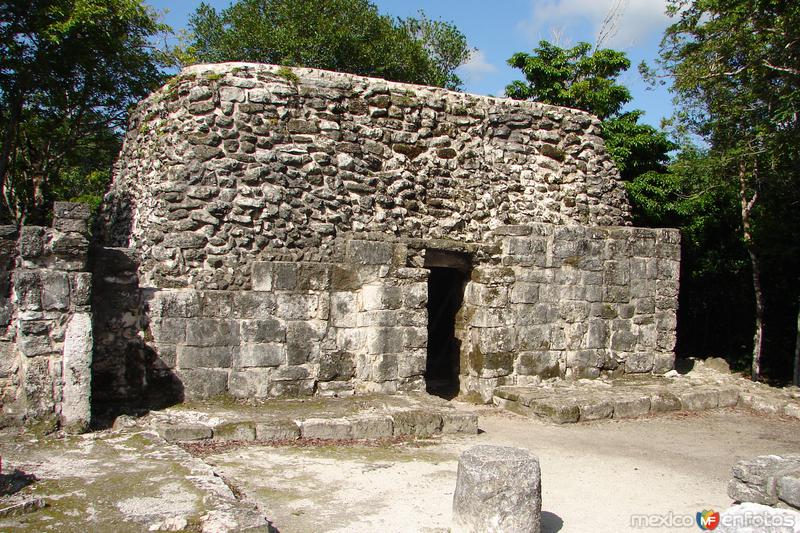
[145,0,674,127]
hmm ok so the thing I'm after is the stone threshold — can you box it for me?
[493,377,800,424]
[146,393,479,443]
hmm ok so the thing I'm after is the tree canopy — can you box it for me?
[641,0,800,379]
[505,41,674,182]
[0,0,170,223]
[183,0,473,90]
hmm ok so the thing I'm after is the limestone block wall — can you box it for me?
[0,203,93,431]
[460,224,680,401]
[93,238,432,402]
[102,63,631,290]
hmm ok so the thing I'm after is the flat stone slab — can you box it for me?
[0,430,269,532]
[144,392,479,442]
[493,372,800,425]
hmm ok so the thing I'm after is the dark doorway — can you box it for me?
[425,250,470,399]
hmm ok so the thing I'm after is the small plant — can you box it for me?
[276,66,300,84]
[204,71,224,81]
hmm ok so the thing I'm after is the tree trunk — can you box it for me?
[0,89,24,218]
[739,161,764,381]
[794,297,800,386]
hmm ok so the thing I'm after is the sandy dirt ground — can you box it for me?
[208,406,800,533]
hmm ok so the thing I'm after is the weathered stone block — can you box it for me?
[318,350,355,381]
[650,391,681,412]
[473,327,514,354]
[613,396,651,419]
[177,346,233,368]
[361,284,403,311]
[510,283,539,304]
[442,412,479,434]
[365,327,405,355]
[465,283,508,308]
[624,352,654,373]
[391,409,442,437]
[228,368,272,397]
[251,262,272,291]
[185,318,240,346]
[150,318,187,344]
[679,390,719,411]
[452,445,541,533]
[239,318,285,343]
[236,343,285,368]
[350,414,394,439]
[69,272,92,308]
[13,270,41,311]
[148,290,201,318]
[214,421,257,441]
[177,368,229,399]
[256,420,300,440]
[346,240,394,265]
[301,417,353,439]
[778,470,800,508]
[578,399,614,421]
[529,398,580,424]
[297,263,330,291]
[276,293,321,320]
[159,424,213,442]
[516,351,560,379]
[60,313,92,433]
[286,320,327,364]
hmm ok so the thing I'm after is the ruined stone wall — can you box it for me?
[0,203,93,431]
[0,226,18,422]
[460,224,680,401]
[103,63,631,290]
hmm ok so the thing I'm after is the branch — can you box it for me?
[763,61,800,76]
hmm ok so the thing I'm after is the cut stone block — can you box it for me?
[213,421,257,442]
[159,424,213,442]
[255,420,301,441]
[441,412,479,434]
[391,409,443,437]
[452,445,541,533]
[300,417,353,440]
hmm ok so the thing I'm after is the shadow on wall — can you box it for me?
[90,247,184,429]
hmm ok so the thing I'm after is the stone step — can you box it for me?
[492,382,793,424]
[156,407,478,443]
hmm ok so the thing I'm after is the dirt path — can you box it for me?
[208,407,800,533]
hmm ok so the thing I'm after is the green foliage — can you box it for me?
[275,66,299,84]
[0,0,172,223]
[506,41,671,182]
[506,41,631,120]
[650,0,800,377]
[182,0,472,90]
[602,111,676,180]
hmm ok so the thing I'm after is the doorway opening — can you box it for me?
[424,250,470,399]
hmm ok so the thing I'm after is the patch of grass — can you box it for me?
[276,66,300,85]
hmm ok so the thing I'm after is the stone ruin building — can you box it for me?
[0,63,680,431]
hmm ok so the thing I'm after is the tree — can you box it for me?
[506,41,674,181]
[183,0,472,91]
[655,0,800,380]
[0,0,171,224]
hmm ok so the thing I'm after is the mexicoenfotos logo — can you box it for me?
[696,509,720,530]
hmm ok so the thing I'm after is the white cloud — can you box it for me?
[519,0,670,50]
[457,49,498,83]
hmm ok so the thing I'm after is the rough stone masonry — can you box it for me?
[0,62,681,428]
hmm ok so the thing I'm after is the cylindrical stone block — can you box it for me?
[452,445,541,533]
